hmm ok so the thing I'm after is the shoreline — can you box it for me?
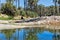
[0,16,60,30]
[0,22,60,30]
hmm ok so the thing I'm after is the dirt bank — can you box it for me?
[0,16,60,30]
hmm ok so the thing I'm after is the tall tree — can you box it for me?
[37,4,45,16]
[15,0,18,8]
[53,0,59,15]
[6,0,14,4]
[18,0,20,8]
[28,0,39,11]
[58,0,60,5]
[53,0,57,15]
[14,0,20,8]
[58,0,60,13]
[0,0,1,12]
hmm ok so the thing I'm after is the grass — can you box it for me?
[0,16,13,20]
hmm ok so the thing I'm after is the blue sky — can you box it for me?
[38,0,54,6]
[0,0,54,8]
[20,0,54,7]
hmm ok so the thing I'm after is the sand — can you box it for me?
[0,16,60,30]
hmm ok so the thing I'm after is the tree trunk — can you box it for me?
[0,0,1,13]
[18,0,20,8]
[16,0,17,7]
[55,1,57,15]
[59,4,60,13]
[41,6,42,16]
[56,1,59,15]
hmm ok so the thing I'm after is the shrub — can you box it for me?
[1,3,16,17]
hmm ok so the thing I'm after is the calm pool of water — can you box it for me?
[0,27,60,40]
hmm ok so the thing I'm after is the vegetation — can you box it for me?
[1,29,16,40]
[0,0,60,20]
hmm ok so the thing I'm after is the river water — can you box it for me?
[0,27,60,40]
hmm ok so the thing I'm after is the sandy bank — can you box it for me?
[0,16,60,30]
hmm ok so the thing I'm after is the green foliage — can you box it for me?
[20,10,26,16]
[25,27,45,40]
[27,11,38,17]
[28,0,38,11]
[19,10,38,18]
[1,3,16,17]
[0,0,60,20]
[0,16,13,20]
[1,29,16,40]
[25,29,38,40]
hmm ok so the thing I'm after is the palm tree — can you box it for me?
[25,28,44,40]
[28,0,38,11]
[56,0,59,15]
[24,0,28,10]
[18,0,20,8]
[58,0,60,13]
[38,4,45,16]
[53,0,57,15]
[58,0,60,5]
[15,0,20,8]
[53,0,59,15]
[15,0,17,8]
[6,0,14,4]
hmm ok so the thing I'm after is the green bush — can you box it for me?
[20,10,26,16]
[1,3,17,17]
[27,11,38,18]
[0,16,13,20]
[19,10,38,18]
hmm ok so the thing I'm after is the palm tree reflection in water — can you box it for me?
[0,27,60,40]
[24,27,45,40]
[1,29,16,40]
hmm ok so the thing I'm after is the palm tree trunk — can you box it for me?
[16,0,18,8]
[59,4,60,13]
[18,0,20,8]
[55,1,57,15]
[57,1,59,15]
[41,6,42,16]
[53,6,55,15]
[24,0,26,10]
[55,0,59,15]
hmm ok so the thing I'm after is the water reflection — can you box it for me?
[1,29,16,40]
[22,27,45,40]
[53,34,60,40]
[0,27,60,40]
